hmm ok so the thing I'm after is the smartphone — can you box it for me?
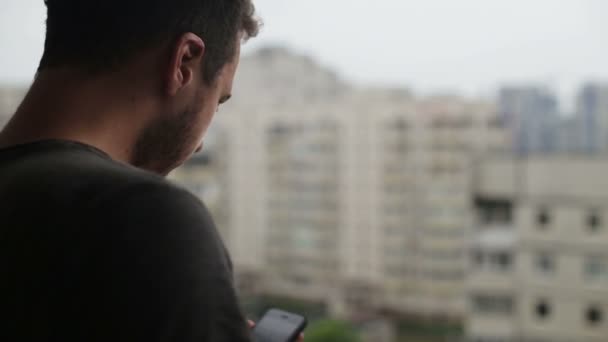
[252,308,307,342]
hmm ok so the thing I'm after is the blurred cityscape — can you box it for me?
[2,47,608,341]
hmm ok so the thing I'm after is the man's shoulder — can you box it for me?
[0,139,163,189]
[91,165,231,272]
[74,156,210,228]
[0,140,205,222]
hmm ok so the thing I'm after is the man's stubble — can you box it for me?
[132,100,202,176]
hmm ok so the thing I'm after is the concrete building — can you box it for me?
[499,86,559,155]
[468,228,517,342]
[170,47,510,321]
[468,158,520,342]
[467,158,608,342]
[365,95,507,319]
[576,83,608,154]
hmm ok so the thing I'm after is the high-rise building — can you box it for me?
[467,158,608,342]
[171,48,510,321]
[361,95,507,319]
[576,83,608,154]
[499,86,559,155]
[468,158,520,342]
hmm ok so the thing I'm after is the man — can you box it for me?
[0,0,261,340]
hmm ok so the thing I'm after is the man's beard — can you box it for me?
[132,108,199,176]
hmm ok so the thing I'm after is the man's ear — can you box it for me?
[165,33,205,96]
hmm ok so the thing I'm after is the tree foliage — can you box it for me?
[304,319,361,342]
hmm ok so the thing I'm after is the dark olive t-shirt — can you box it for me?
[0,140,251,342]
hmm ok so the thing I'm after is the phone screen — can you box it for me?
[253,309,307,342]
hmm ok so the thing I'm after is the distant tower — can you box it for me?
[499,87,559,155]
[576,83,608,154]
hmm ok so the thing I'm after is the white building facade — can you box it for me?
[468,158,608,342]
[181,48,509,320]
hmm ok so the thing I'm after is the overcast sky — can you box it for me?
[1,0,607,105]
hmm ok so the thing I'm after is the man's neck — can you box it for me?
[0,69,152,165]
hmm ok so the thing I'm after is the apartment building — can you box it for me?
[353,94,508,319]
[576,83,608,154]
[468,158,608,342]
[499,86,560,155]
[468,159,520,342]
[169,48,512,320]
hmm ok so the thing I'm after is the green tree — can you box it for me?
[304,319,361,342]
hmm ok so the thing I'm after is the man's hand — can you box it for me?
[248,320,304,342]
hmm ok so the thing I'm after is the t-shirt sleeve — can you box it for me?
[86,182,252,342]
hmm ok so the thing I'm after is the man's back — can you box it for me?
[0,140,250,341]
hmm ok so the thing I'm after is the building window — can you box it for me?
[586,306,603,326]
[471,295,514,314]
[535,299,551,320]
[496,252,512,270]
[537,208,551,228]
[587,210,602,232]
[475,198,513,225]
[479,251,513,272]
[535,253,556,275]
[584,256,608,281]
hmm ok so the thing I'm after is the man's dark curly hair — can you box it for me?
[39,0,260,84]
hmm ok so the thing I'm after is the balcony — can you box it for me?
[469,229,517,291]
